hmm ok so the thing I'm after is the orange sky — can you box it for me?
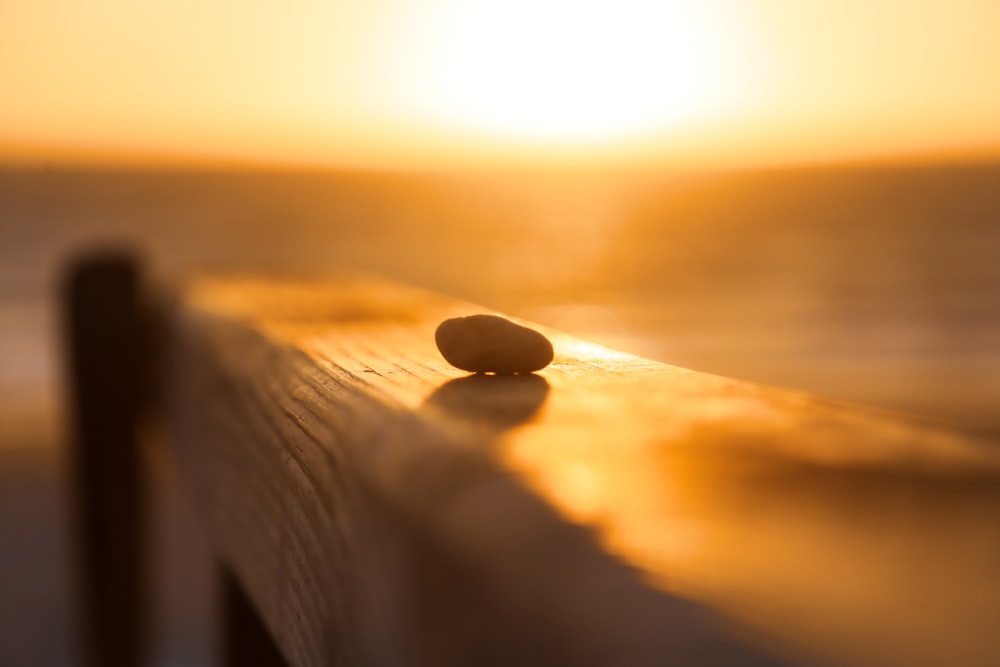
[2,0,999,169]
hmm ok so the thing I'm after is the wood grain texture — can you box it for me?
[165,272,1000,667]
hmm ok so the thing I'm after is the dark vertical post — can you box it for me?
[65,252,148,667]
[220,566,288,667]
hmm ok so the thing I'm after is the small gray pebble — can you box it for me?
[435,314,554,374]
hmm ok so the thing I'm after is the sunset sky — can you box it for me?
[2,0,999,168]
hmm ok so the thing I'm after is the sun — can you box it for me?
[377,0,758,145]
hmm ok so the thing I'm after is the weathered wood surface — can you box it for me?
[166,272,1000,667]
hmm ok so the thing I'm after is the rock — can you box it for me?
[435,314,554,374]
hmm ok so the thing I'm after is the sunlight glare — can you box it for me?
[384,0,759,144]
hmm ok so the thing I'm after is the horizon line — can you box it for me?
[2,141,1000,174]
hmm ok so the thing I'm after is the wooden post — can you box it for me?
[221,566,288,667]
[64,252,148,667]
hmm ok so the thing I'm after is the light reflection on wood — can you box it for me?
[502,346,1000,667]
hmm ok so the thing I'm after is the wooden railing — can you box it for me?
[66,255,1000,667]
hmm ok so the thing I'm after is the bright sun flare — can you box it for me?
[381,0,757,144]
